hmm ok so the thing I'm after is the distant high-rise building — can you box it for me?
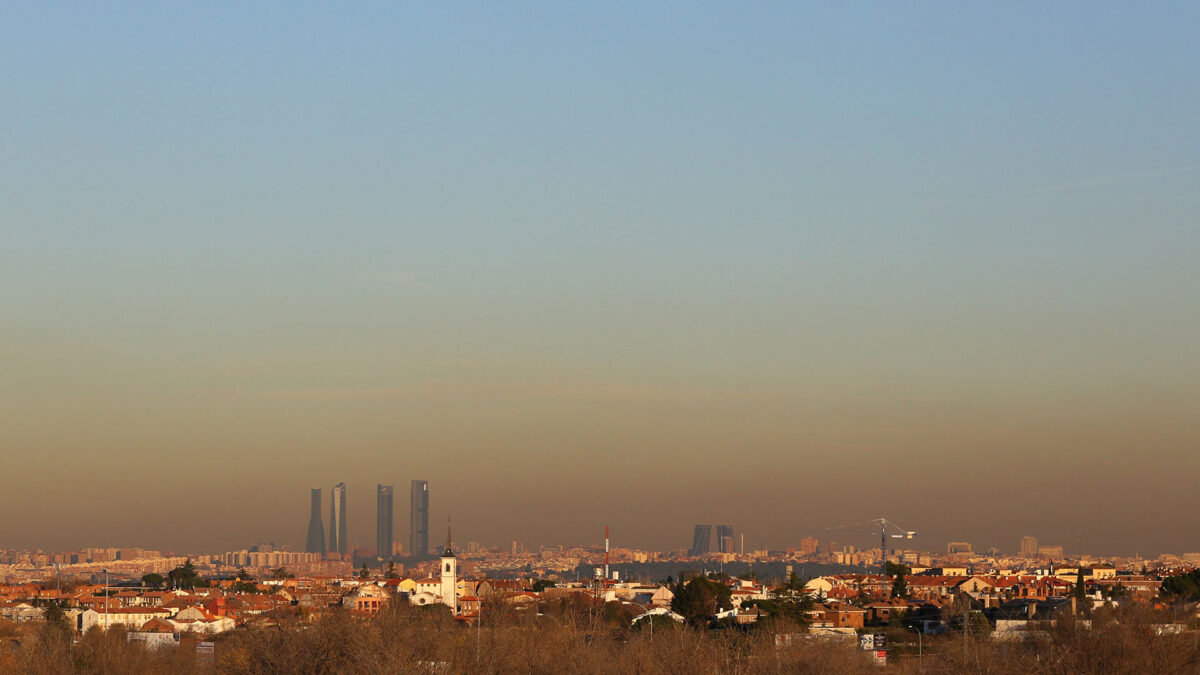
[305,488,326,554]
[377,484,394,559]
[947,541,973,555]
[410,480,429,556]
[330,482,348,555]
[1020,536,1038,557]
[690,525,713,556]
[799,536,819,556]
[1038,545,1064,559]
[716,525,734,553]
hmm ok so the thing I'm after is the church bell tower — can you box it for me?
[440,519,457,611]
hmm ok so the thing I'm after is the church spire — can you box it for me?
[443,515,455,557]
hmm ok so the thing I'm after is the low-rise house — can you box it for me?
[958,576,996,595]
[114,590,142,607]
[735,608,764,624]
[137,591,174,607]
[342,584,389,615]
[730,587,770,608]
[78,607,173,632]
[458,595,481,619]
[413,578,441,598]
[171,606,236,634]
[865,598,919,625]
[650,585,674,607]
[0,602,44,622]
[906,576,969,600]
[127,618,181,649]
[807,603,867,629]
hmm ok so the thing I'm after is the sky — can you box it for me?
[1,2,1197,558]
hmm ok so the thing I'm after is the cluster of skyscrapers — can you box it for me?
[690,524,736,556]
[305,480,430,558]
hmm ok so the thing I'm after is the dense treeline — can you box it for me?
[1163,570,1200,602]
[1,599,1198,674]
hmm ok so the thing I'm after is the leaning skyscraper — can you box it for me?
[410,480,429,556]
[305,488,326,554]
[330,482,348,555]
[690,524,713,556]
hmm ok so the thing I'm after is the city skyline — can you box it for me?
[0,472,1188,558]
[1,3,1197,557]
[0,473,1191,559]
[0,519,1170,565]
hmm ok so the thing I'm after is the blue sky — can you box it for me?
[1,2,1197,555]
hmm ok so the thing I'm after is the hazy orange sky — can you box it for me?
[1,2,1197,557]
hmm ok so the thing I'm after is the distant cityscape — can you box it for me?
[3,482,1199,667]
[3,481,1199,587]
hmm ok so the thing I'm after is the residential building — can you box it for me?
[1038,545,1065,559]
[799,537,819,556]
[1020,536,1038,557]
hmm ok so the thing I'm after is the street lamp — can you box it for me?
[629,602,655,642]
[911,625,923,670]
[103,568,109,632]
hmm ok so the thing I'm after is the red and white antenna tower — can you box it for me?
[604,525,610,586]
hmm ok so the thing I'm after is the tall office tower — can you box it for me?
[330,482,348,555]
[376,484,394,559]
[716,525,734,553]
[305,488,326,554]
[1020,536,1038,557]
[410,480,429,556]
[690,524,713,556]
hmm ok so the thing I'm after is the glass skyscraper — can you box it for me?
[305,488,325,554]
[690,524,713,556]
[410,480,429,556]
[330,482,348,555]
[377,484,394,559]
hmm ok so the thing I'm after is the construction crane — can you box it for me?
[827,518,917,595]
